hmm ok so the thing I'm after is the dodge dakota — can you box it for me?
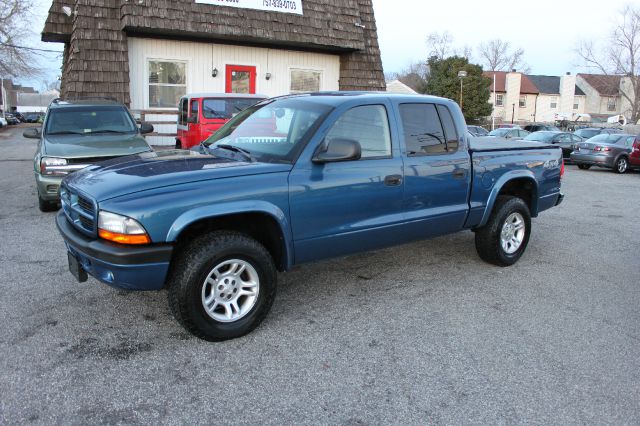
[56,93,564,341]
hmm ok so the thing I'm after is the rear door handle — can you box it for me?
[452,169,467,179]
[384,174,403,186]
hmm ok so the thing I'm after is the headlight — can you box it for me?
[98,211,151,245]
[40,157,68,175]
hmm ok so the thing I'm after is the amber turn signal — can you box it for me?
[99,229,151,245]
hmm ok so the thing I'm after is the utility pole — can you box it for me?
[511,103,516,124]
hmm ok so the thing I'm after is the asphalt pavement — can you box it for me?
[1,124,639,425]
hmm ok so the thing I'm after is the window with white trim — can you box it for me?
[607,97,616,112]
[290,69,322,93]
[148,60,187,108]
[550,96,558,109]
[519,95,526,108]
[495,94,504,107]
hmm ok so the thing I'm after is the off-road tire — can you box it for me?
[167,231,277,341]
[475,196,532,267]
[38,196,58,212]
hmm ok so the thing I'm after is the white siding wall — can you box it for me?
[128,37,340,145]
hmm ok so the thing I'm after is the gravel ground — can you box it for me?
[1,125,639,425]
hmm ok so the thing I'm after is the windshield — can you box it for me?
[45,106,137,135]
[204,98,332,163]
[524,132,555,142]
[488,128,510,137]
[586,134,622,144]
[202,98,263,119]
[575,129,599,139]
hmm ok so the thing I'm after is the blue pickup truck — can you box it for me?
[56,93,564,341]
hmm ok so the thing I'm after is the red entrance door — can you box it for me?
[225,65,257,94]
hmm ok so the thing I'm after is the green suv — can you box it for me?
[24,98,154,212]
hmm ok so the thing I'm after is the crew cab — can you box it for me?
[56,93,564,341]
[176,93,266,149]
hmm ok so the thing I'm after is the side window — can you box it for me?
[557,134,570,143]
[179,98,187,125]
[399,103,449,155]
[325,105,392,159]
[436,105,459,152]
[190,100,199,122]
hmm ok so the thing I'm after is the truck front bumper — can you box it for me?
[56,211,173,291]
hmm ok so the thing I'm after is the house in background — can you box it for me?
[526,74,586,122]
[576,74,623,122]
[42,0,386,145]
[17,91,60,114]
[386,80,417,94]
[1,79,37,113]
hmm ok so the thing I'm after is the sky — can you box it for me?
[19,0,635,89]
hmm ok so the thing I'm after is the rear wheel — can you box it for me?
[167,231,277,341]
[577,164,591,170]
[614,156,628,174]
[475,196,531,267]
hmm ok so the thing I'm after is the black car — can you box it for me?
[467,125,489,137]
[524,124,560,133]
[25,114,43,123]
[4,113,20,125]
[574,127,622,140]
[523,131,583,161]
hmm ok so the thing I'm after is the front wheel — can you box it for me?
[614,157,628,174]
[475,196,532,267]
[167,231,277,341]
[38,195,58,212]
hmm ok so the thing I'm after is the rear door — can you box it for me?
[395,102,471,238]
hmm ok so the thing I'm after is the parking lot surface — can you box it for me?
[1,125,639,425]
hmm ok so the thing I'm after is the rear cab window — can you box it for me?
[399,103,458,155]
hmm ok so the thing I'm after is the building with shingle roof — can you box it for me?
[42,0,386,144]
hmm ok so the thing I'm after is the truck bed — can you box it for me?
[469,137,556,152]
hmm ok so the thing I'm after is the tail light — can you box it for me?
[633,141,640,152]
[593,146,611,152]
[560,158,565,179]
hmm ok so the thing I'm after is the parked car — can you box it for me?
[24,98,155,212]
[574,127,622,140]
[25,113,43,123]
[0,116,7,128]
[630,136,640,169]
[4,113,20,125]
[176,93,266,149]
[13,112,26,122]
[496,124,521,129]
[570,133,637,173]
[524,131,583,161]
[56,93,564,341]
[488,128,530,140]
[523,124,560,133]
[467,125,489,137]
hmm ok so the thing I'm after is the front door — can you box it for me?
[226,65,256,94]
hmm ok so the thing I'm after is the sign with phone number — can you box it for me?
[195,0,303,15]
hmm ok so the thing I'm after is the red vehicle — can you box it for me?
[176,93,266,149]
[631,136,640,168]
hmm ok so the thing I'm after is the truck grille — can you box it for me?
[60,184,97,236]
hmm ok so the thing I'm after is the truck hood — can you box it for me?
[64,150,293,202]
[43,133,151,158]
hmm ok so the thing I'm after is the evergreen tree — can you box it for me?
[423,56,492,123]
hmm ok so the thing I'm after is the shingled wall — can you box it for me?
[43,0,385,102]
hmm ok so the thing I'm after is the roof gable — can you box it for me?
[578,73,621,96]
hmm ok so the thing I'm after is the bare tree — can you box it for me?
[394,61,430,93]
[477,39,530,73]
[576,5,640,123]
[426,31,455,60]
[0,0,41,78]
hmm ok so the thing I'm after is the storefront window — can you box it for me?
[148,60,187,108]
[290,69,322,93]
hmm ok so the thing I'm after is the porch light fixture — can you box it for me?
[265,73,272,81]
[212,68,218,78]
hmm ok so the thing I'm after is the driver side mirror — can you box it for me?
[23,128,41,139]
[139,122,154,134]
[313,138,361,164]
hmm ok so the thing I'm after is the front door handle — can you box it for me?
[452,169,467,179]
[384,174,403,186]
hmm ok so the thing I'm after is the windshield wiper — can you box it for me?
[47,131,85,135]
[91,129,130,134]
[209,144,256,162]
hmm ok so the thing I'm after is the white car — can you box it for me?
[0,116,8,128]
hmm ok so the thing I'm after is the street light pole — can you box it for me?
[457,70,467,110]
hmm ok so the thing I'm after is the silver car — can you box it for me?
[570,134,637,174]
